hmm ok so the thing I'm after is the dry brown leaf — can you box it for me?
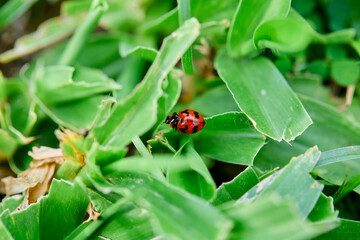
[27,163,56,204]
[29,146,64,167]
[2,165,50,195]
[1,146,65,207]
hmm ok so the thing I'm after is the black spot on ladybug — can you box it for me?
[194,111,200,118]
[179,125,188,133]
[181,109,190,116]
[192,125,198,133]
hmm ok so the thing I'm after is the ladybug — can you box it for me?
[165,109,206,134]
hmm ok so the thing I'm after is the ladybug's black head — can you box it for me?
[165,116,171,124]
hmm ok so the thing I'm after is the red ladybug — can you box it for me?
[165,109,206,134]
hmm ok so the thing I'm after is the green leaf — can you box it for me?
[87,188,115,212]
[151,69,182,134]
[191,0,238,22]
[167,142,216,201]
[177,0,194,74]
[193,112,265,165]
[36,95,105,131]
[0,129,17,158]
[0,196,23,213]
[102,154,191,176]
[91,18,200,148]
[316,146,360,168]
[227,0,291,57]
[189,85,238,117]
[59,0,108,65]
[255,96,360,170]
[314,158,360,194]
[308,193,338,222]
[0,179,89,240]
[0,0,37,29]
[333,173,360,202]
[254,17,313,53]
[91,207,156,240]
[317,29,356,44]
[35,65,120,105]
[0,15,81,63]
[119,43,158,62]
[240,147,323,218]
[221,194,328,240]
[66,199,136,240]
[315,219,360,240]
[330,60,360,86]
[212,167,259,205]
[215,51,312,142]
[108,172,233,240]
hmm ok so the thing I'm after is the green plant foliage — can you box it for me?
[212,167,259,205]
[193,112,265,164]
[215,51,312,141]
[90,18,200,148]
[227,0,291,57]
[1,0,360,239]
[0,179,89,240]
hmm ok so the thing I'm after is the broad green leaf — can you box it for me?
[193,112,265,165]
[316,146,360,168]
[0,219,12,240]
[221,194,328,240]
[308,193,338,222]
[114,57,145,100]
[215,51,312,141]
[91,18,200,148]
[167,142,216,201]
[189,85,238,117]
[240,147,323,218]
[77,33,123,69]
[35,65,120,105]
[0,15,81,63]
[227,0,291,57]
[330,60,360,86]
[102,155,191,176]
[255,96,360,170]
[0,179,89,240]
[315,219,360,240]
[191,0,238,22]
[108,172,233,240]
[288,75,332,104]
[254,17,313,53]
[58,0,108,65]
[90,207,156,240]
[36,95,105,131]
[212,167,259,205]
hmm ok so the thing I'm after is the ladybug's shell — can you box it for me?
[176,109,205,134]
